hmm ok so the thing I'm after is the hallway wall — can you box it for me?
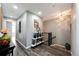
[72,3,79,56]
[16,13,27,47]
[16,11,43,48]
[43,9,71,46]
[0,4,3,30]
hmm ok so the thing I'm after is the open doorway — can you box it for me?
[4,19,16,45]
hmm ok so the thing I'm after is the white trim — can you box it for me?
[16,40,27,49]
[26,46,31,49]
[16,40,31,49]
[51,44,65,48]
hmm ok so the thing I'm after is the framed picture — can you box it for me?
[19,21,21,33]
[34,20,39,29]
[34,20,40,33]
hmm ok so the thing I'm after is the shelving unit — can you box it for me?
[31,36,44,47]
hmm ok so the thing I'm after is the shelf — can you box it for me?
[31,41,44,47]
[37,42,42,45]
[32,35,44,47]
[32,36,44,40]
[37,41,44,45]
[31,44,36,47]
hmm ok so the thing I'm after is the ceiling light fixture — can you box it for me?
[13,5,18,10]
[10,16,13,18]
[38,11,42,15]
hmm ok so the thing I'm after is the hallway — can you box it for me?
[0,3,73,56]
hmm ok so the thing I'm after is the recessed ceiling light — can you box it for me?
[10,16,13,18]
[38,11,42,15]
[13,5,18,10]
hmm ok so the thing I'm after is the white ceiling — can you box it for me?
[2,3,72,21]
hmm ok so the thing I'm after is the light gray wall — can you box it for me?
[72,3,79,56]
[71,3,76,56]
[16,13,27,47]
[26,11,34,47]
[43,13,71,46]
[0,4,2,30]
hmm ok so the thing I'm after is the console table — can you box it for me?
[0,42,15,56]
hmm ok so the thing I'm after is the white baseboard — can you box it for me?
[16,40,31,49]
[51,44,72,54]
[26,45,31,49]
[51,44,65,48]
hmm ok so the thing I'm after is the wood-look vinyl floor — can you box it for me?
[13,42,71,56]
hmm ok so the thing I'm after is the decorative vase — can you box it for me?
[65,43,71,50]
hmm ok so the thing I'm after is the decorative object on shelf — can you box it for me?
[32,33,44,47]
[37,33,39,37]
[65,43,71,50]
[39,33,42,37]
[32,39,36,45]
[33,33,37,38]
